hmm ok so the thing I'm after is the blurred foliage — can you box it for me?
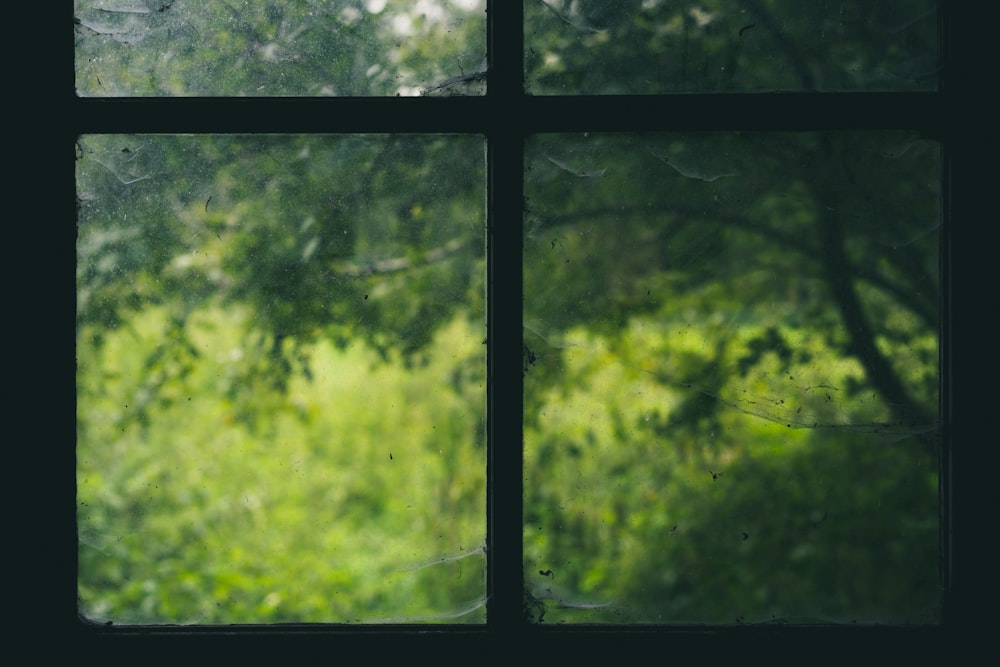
[78,306,486,623]
[522,131,941,624]
[526,0,939,93]
[76,134,486,367]
[75,1,942,627]
[77,134,487,623]
[74,0,487,96]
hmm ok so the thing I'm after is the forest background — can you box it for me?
[75,0,942,625]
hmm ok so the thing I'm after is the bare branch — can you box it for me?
[333,237,470,278]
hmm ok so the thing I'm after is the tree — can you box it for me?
[519,128,940,624]
[526,0,938,93]
[76,132,488,623]
[516,0,941,623]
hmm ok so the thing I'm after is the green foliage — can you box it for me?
[75,3,942,627]
[75,0,487,96]
[523,318,939,624]
[78,306,486,623]
[77,133,487,623]
[77,134,486,367]
[522,130,940,624]
[526,0,938,93]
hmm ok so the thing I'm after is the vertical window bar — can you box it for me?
[486,0,525,632]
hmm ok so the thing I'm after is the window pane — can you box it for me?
[523,132,941,624]
[525,1,939,93]
[76,134,487,624]
[75,1,486,96]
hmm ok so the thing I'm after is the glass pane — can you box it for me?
[74,1,486,96]
[523,132,941,624]
[76,134,487,624]
[525,1,939,93]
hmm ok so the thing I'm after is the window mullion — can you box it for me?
[486,0,525,632]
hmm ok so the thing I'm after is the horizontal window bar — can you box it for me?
[70,93,944,134]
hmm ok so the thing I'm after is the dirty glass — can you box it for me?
[522,132,941,624]
[76,134,487,624]
[74,0,487,96]
[525,1,939,94]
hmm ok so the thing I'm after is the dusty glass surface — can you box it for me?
[74,1,486,96]
[525,1,939,93]
[76,134,487,624]
[523,132,941,624]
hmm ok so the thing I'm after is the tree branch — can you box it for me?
[736,0,816,89]
[530,204,938,331]
[332,237,471,278]
[817,173,937,434]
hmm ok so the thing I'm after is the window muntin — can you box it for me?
[522,131,941,624]
[76,133,487,624]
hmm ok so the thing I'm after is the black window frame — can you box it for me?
[50,0,985,661]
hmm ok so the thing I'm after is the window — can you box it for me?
[64,0,973,659]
